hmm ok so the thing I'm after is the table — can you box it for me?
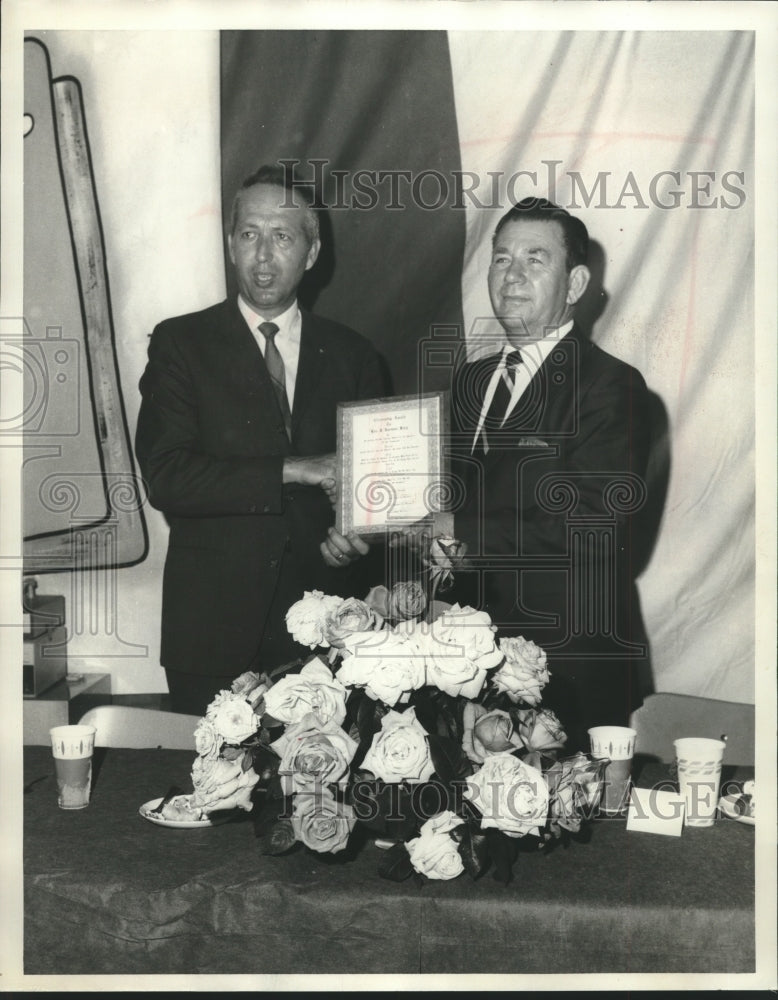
[23,746,755,975]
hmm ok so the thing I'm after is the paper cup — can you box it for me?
[674,737,725,828]
[50,725,96,810]
[588,726,637,814]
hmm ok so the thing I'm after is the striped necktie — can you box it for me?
[258,321,292,440]
[480,350,524,452]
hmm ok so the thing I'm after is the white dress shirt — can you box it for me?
[237,296,302,408]
[472,319,574,454]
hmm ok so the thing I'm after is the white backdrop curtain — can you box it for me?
[24,29,754,703]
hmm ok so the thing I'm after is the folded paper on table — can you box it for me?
[626,786,685,837]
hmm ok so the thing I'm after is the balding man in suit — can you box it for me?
[136,164,386,714]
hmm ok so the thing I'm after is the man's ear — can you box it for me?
[305,237,321,272]
[566,264,590,306]
[227,232,236,266]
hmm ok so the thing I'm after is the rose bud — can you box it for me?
[474,709,517,753]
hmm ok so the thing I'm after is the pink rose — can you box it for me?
[515,708,567,753]
[426,535,467,591]
[545,753,606,833]
[387,581,427,622]
[231,671,271,709]
[462,702,521,764]
[271,712,358,795]
[323,597,383,648]
[364,585,391,619]
[291,790,356,854]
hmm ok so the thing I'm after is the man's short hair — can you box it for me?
[229,163,320,245]
[493,197,589,271]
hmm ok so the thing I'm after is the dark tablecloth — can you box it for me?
[23,746,755,975]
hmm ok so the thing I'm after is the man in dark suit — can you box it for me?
[449,198,651,749]
[136,164,386,714]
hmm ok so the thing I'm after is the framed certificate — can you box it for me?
[336,392,449,536]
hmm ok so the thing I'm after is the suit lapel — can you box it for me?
[216,298,292,443]
[456,327,583,441]
[292,311,328,436]
[216,297,265,371]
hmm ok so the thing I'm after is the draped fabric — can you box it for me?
[220,30,754,704]
[220,30,466,395]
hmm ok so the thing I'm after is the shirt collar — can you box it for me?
[499,319,574,365]
[237,295,300,339]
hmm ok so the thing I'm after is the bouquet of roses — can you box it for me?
[185,535,608,884]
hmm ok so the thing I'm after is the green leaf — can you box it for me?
[377,842,414,882]
[486,828,519,885]
[250,745,280,783]
[267,657,304,680]
[427,733,467,786]
[355,691,379,756]
[457,824,489,879]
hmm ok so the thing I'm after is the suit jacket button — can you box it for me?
[269,559,278,569]
[249,504,257,513]
[262,504,271,513]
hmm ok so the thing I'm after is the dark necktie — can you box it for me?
[484,350,523,424]
[258,322,292,440]
[479,349,524,453]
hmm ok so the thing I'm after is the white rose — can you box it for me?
[206,691,259,743]
[361,707,434,784]
[406,811,465,880]
[464,752,549,838]
[286,590,345,649]
[431,604,502,665]
[403,605,501,699]
[337,630,426,707]
[262,658,348,727]
[191,755,258,813]
[193,718,220,759]
[493,636,550,706]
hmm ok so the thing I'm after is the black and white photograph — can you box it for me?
[1,0,776,991]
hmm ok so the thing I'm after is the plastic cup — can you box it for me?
[50,725,96,810]
[588,726,637,815]
[673,737,726,828]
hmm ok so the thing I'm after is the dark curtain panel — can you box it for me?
[220,30,466,396]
